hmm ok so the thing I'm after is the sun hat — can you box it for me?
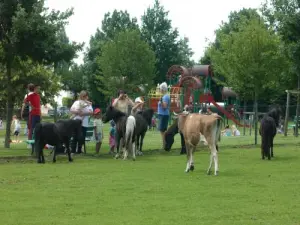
[94,108,101,114]
[135,97,144,103]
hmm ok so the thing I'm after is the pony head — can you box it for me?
[267,105,282,127]
[102,105,126,123]
[164,119,179,151]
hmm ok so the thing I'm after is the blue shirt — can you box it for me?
[157,94,170,115]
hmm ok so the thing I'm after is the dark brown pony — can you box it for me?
[259,106,281,160]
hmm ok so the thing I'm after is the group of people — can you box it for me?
[12,81,171,153]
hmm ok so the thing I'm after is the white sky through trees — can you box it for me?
[45,0,263,64]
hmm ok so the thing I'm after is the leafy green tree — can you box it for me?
[83,10,139,105]
[62,97,73,108]
[261,0,300,135]
[97,29,156,97]
[209,17,286,144]
[141,0,193,84]
[59,63,87,100]
[0,0,81,147]
[178,37,194,67]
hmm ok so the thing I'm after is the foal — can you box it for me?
[259,106,281,160]
[103,106,136,160]
[134,108,154,155]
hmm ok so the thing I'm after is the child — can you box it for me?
[11,115,21,142]
[231,125,241,136]
[131,97,144,115]
[93,108,104,155]
[221,125,232,136]
[151,116,156,130]
[109,120,116,154]
[0,117,3,129]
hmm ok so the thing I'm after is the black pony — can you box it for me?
[259,106,281,160]
[102,106,136,159]
[164,118,186,154]
[134,108,154,155]
[34,119,82,163]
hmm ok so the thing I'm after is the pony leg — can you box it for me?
[261,144,265,160]
[132,142,136,161]
[185,144,191,173]
[139,133,145,156]
[115,137,121,159]
[271,137,274,157]
[213,147,219,175]
[65,140,73,162]
[52,147,57,163]
[189,147,195,171]
[207,151,213,175]
[122,146,128,160]
[267,137,271,160]
[41,148,45,164]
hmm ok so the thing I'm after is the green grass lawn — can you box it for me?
[0,123,300,225]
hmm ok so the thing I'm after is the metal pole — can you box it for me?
[284,90,290,136]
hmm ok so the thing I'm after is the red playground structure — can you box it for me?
[148,64,249,128]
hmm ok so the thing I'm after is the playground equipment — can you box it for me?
[147,64,249,127]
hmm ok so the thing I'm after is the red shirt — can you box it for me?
[24,93,41,116]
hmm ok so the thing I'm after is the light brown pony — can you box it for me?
[174,112,222,175]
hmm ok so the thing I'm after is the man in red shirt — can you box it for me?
[21,83,41,140]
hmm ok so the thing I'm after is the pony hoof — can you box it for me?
[185,169,190,173]
[52,160,56,163]
[115,154,120,159]
[69,158,73,162]
[215,171,219,176]
[190,165,194,171]
[132,158,136,161]
[207,170,211,175]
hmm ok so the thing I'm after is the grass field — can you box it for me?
[1,122,300,225]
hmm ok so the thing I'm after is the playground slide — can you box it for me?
[200,93,249,128]
[210,99,250,128]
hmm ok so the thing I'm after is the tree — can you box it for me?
[83,10,139,106]
[97,29,156,97]
[60,63,87,100]
[0,0,82,148]
[177,37,194,67]
[209,17,286,144]
[261,0,300,135]
[141,0,193,84]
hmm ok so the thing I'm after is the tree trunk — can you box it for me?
[295,73,300,137]
[254,92,258,145]
[4,62,13,148]
[284,91,290,136]
[243,100,247,136]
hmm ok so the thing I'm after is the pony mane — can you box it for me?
[266,105,281,126]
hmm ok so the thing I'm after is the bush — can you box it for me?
[62,97,73,108]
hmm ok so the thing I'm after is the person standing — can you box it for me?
[93,108,104,155]
[157,82,170,149]
[70,90,93,154]
[21,84,41,141]
[112,90,134,115]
